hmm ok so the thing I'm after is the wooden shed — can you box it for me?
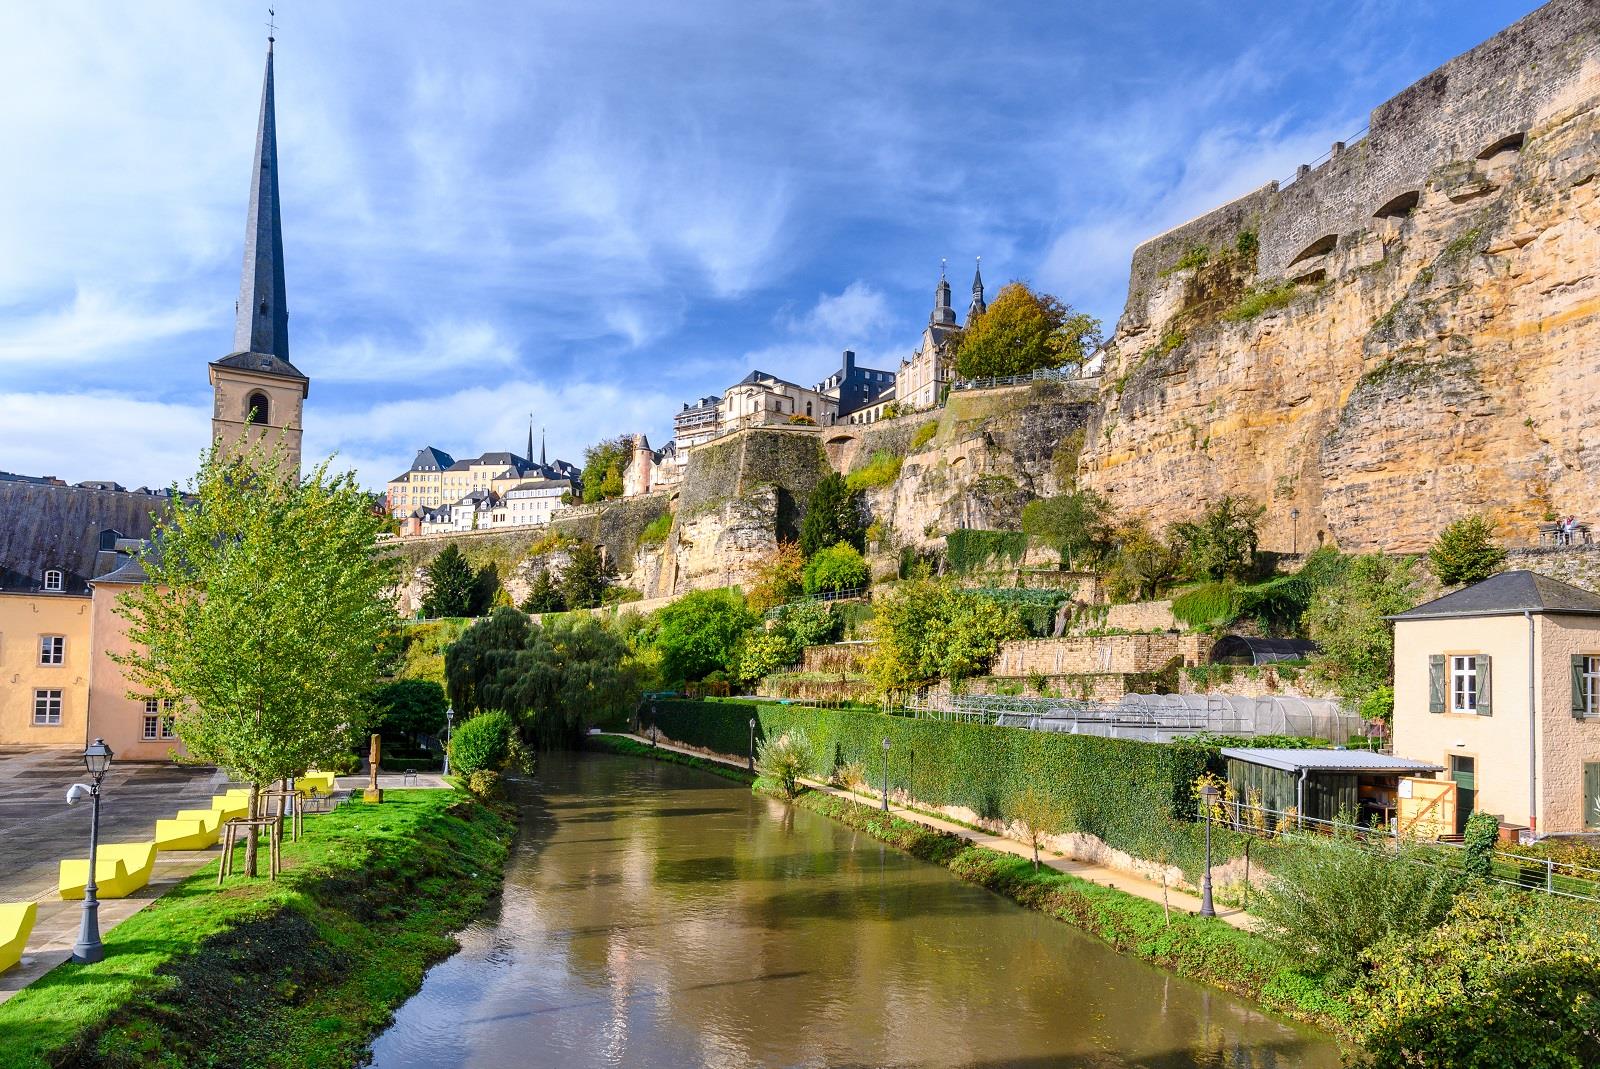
[1220,748,1444,827]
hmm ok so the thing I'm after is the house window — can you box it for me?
[33,689,63,725]
[161,716,177,739]
[39,635,65,665]
[143,715,159,740]
[1451,656,1478,712]
[1575,656,1600,717]
[42,569,63,591]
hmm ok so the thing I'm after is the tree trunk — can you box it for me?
[244,783,260,877]
[1032,838,1040,871]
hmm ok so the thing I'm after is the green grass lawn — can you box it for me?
[0,789,513,1069]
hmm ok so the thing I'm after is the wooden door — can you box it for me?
[1449,755,1476,834]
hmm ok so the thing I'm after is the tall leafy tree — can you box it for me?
[422,544,475,618]
[952,282,1102,379]
[114,440,397,875]
[1172,495,1266,582]
[1427,515,1506,586]
[1305,554,1421,708]
[580,438,630,503]
[799,473,865,556]
[865,580,1025,695]
[444,607,532,714]
[369,679,449,752]
[1021,490,1114,569]
[651,589,755,682]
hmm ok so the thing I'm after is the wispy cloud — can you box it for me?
[0,290,211,366]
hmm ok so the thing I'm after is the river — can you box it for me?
[368,751,1340,1068]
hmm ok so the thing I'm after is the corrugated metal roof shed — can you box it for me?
[1220,748,1443,773]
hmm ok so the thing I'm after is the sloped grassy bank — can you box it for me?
[585,734,1348,1039]
[0,790,513,1069]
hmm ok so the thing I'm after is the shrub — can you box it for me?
[909,421,938,450]
[637,513,672,545]
[368,679,448,751]
[845,450,903,491]
[1428,514,1506,586]
[654,699,1230,879]
[866,581,1026,692]
[735,631,799,685]
[776,599,841,646]
[327,752,361,776]
[1223,282,1297,322]
[1020,490,1114,569]
[466,768,502,799]
[1102,516,1186,601]
[1252,836,1461,983]
[1305,555,1421,708]
[1358,685,1394,727]
[802,542,870,594]
[757,729,815,799]
[1461,811,1500,880]
[652,589,755,682]
[1352,886,1600,1068]
[829,760,868,791]
[1171,581,1242,631]
[1171,496,1265,582]
[449,711,514,776]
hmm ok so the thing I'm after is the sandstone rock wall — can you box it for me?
[989,633,1204,677]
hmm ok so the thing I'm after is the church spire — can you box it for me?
[527,414,535,468]
[540,428,547,467]
[931,260,957,327]
[233,37,289,360]
[968,257,986,320]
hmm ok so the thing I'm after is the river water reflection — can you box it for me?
[369,752,1340,1068]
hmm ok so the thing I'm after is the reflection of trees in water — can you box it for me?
[505,753,1336,1069]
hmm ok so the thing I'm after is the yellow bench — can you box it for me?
[59,841,157,900]
[0,902,37,974]
[295,772,336,797]
[211,792,251,821]
[154,808,223,852]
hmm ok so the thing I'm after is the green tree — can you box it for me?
[800,473,866,556]
[1007,786,1067,870]
[422,544,476,618]
[1171,495,1265,582]
[735,631,800,685]
[114,440,397,875]
[519,569,566,614]
[1102,516,1185,601]
[866,580,1026,694]
[1020,490,1114,569]
[1305,554,1421,708]
[559,541,615,609]
[580,438,630,503]
[448,710,513,775]
[746,541,806,612]
[952,282,1102,379]
[651,589,755,682]
[774,600,841,647]
[369,679,448,752]
[802,542,870,594]
[1428,514,1507,586]
[445,607,533,714]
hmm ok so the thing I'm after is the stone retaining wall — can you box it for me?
[989,633,1204,677]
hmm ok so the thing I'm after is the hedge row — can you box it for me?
[650,699,1247,879]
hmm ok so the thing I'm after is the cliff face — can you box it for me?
[1079,7,1600,552]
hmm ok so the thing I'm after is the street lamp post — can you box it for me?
[1198,783,1218,918]
[880,738,891,812]
[71,738,114,964]
[1289,507,1301,555]
[442,706,454,776]
[748,717,757,771]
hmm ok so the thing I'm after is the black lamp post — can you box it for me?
[748,717,757,771]
[1198,783,1218,918]
[880,737,891,812]
[442,706,454,776]
[1290,507,1301,555]
[72,738,114,964]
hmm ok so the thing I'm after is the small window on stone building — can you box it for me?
[245,392,270,425]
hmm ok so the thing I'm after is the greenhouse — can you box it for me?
[938,691,1362,744]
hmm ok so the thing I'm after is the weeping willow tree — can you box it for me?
[114,438,398,874]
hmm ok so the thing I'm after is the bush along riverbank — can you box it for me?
[0,789,514,1069]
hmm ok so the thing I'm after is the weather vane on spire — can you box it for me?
[267,7,277,42]
[940,257,947,279]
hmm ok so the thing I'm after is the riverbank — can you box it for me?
[585,734,1351,1039]
[0,790,514,1069]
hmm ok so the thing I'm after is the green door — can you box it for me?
[1450,755,1476,834]
[1585,762,1600,832]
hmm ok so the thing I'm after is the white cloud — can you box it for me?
[794,281,892,338]
[0,392,211,487]
[0,290,212,366]
[309,320,519,383]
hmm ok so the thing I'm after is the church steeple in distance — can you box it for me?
[234,37,290,361]
[931,259,957,327]
[968,257,986,320]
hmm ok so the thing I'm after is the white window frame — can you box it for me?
[33,689,63,725]
[161,714,177,739]
[39,634,65,666]
[143,714,159,740]
[42,569,63,591]
[1451,655,1479,713]
[1584,656,1600,717]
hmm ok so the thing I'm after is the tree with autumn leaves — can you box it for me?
[953,281,1102,379]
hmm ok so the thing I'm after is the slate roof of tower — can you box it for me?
[1388,570,1600,619]
[231,39,296,372]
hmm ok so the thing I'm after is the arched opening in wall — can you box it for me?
[826,434,853,446]
[1476,132,1525,160]
[1287,234,1337,267]
[245,392,270,425]
[1373,190,1421,219]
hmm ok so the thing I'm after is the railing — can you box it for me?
[1208,800,1600,903]
[950,367,1097,392]
[763,586,869,617]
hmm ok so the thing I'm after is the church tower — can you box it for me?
[968,258,986,321]
[208,36,309,473]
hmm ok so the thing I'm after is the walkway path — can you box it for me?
[608,732,1253,931]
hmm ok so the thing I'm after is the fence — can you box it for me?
[950,368,1098,392]
[1206,799,1600,903]
[762,586,869,618]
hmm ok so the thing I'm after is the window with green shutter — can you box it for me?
[1477,654,1492,716]
[1429,654,1446,713]
[1576,655,1600,719]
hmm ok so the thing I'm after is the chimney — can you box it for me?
[843,349,855,373]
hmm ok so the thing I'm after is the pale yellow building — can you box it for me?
[1391,570,1600,835]
[0,589,92,747]
[895,271,967,411]
[720,370,834,429]
[85,556,187,762]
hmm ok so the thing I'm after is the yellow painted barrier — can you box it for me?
[295,772,336,798]
[0,902,37,974]
[58,842,157,900]
[154,808,223,852]
[211,794,250,821]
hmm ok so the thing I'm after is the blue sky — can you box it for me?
[0,1,1541,489]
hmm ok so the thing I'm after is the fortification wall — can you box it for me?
[989,633,1205,677]
[1123,0,1600,306]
